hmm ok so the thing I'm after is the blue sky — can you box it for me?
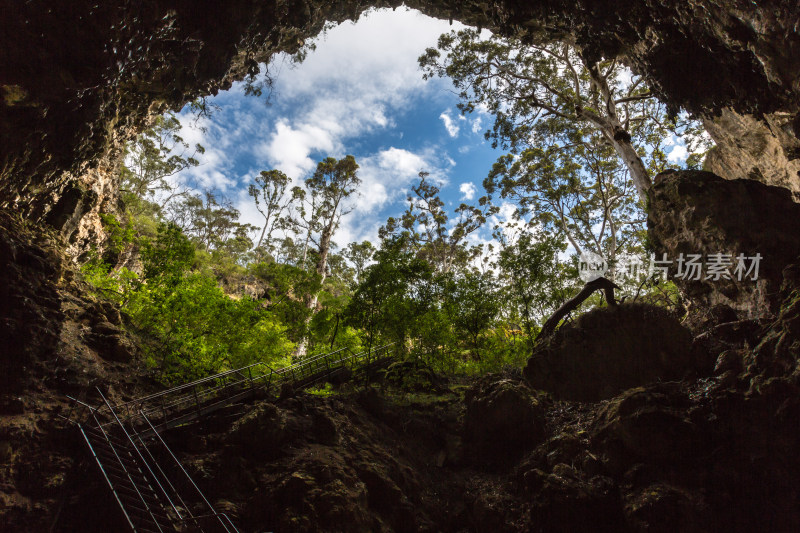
[173,7,502,250]
[172,6,694,255]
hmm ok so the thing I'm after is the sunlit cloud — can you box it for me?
[459,182,477,200]
[440,111,460,137]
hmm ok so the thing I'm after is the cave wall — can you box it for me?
[704,109,800,198]
[1,0,800,246]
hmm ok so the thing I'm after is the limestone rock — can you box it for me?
[647,171,800,319]
[463,378,546,461]
[524,304,694,402]
[704,109,800,198]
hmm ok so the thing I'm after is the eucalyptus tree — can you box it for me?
[380,172,486,274]
[291,183,323,271]
[293,156,361,356]
[344,240,376,287]
[305,155,361,284]
[120,112,204,216]
[170,190,254,256]
[419,29,710,201]
[247,169,294,253]
[486,125,646,275]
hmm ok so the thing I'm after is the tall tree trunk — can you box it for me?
[607,129,652,201]
[315,223,333,280]
[255,219,268,249]
[583,63,653,202]
[295,222,334,359]
[301,227,311,270]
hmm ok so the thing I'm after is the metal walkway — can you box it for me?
[65,343,397,532]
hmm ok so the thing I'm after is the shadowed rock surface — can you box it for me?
[463,378,547,462]
[524,304,695,402]
[648,171,800,318]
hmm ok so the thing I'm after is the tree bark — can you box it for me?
[608,130,652,201]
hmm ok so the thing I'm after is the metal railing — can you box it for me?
[103,343,393,430]
[65,342,398,532]
[72,390,241,532]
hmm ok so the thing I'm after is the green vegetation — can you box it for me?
[83,29,708,385]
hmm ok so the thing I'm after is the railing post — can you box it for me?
[193,386,200,417]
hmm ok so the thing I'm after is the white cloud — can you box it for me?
[668,144,689,164]
[169,8,476,251]
[330,146,454,247]
[256,120,338,179]
[440,111,460,137]
[248,7,462,180]
[459,182,477,200]
[471,116,483,134]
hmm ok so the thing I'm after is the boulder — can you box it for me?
[648,171,800,319]
[522,465,626,533]
[524,303,694,402]
[463,378,546,462]
[591,384,698,472]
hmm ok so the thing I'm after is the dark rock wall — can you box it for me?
[647,170,800,319]
[2,0,800,244]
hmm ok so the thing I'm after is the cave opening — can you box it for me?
[3,1,800,532]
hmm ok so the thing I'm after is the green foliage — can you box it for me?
[442,270,500,359]
[249,261,320,342]
[99,213,135,258]
[140,223,196,281]
[345,236,436,346]
[497,232,574,344]
[126,273,294,383]
[80,256,140,306]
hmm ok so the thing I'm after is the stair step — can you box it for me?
[112,479,158,499]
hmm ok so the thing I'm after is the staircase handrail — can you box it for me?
[113,361,276,411]
[96,388,182,524]
[141,411,240,532]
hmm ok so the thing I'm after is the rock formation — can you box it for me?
[647,170,800,318]
[704,109,800,198]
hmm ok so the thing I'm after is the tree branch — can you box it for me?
[536,276,621,341]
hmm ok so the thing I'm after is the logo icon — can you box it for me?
[578,252,608,282]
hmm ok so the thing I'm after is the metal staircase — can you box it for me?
[65,343,398,532]
[80,425,175,532]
